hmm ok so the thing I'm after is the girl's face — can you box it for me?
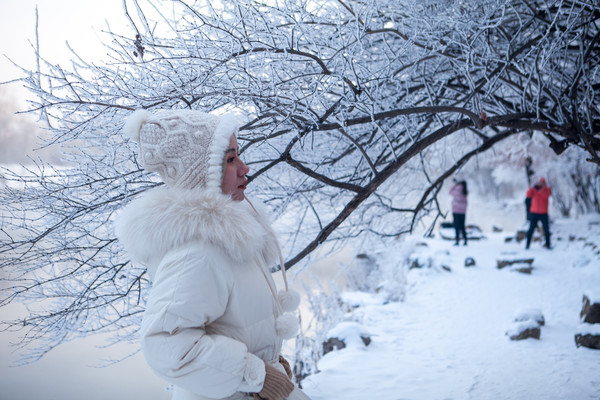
[221,135,249,201]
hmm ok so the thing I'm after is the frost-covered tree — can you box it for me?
[1,0,598,361]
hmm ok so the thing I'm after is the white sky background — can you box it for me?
[0,0,159,164]
[1,0,131,98]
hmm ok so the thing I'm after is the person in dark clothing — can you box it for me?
[449,180,468,246]
[525,196,532,222]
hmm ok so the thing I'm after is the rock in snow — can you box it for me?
[574,323,600,350]
[506,319,542,340]
[323,321,372,355]
[508,262,534,274]
[496,254,534,269]
[580,293,600,324]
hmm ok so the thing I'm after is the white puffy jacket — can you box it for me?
[115,187,293,400]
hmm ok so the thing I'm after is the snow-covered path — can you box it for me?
[302,219,600,400]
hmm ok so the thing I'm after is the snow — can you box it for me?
[584,290,600,304]
[576,324,600,335]
[495,253,534,263]
[300,216,600,400]
[340,291,385,308]
[513,308,545,325]
[326,322,371,348]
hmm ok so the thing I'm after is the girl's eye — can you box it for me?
[227,156,235,163]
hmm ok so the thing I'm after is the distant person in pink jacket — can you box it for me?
[449,180,468,246]
[525,177,552,249]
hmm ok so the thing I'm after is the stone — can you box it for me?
[509,263,534,274]
[465,224,485,240]
[409,254,431,269]
[464,257,476,267]
[511,327,541,340]
[322,335,371,355]
[574,334,600,350]
[438,222,485,241]
[580,295,600,324]
[509,326,541,340]
[506,320,541,340]
[497,257,534,269]
[322,337,346,355]
[361,335,372,346]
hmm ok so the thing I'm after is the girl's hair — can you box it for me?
[460,181,468,196]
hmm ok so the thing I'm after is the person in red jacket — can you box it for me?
[525,177,552,249]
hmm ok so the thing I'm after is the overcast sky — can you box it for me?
[0,1,133,162]
[1,0,130,102]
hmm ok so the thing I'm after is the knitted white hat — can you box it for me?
[123,109,239,191]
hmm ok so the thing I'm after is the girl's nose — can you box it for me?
[239,160,249,176]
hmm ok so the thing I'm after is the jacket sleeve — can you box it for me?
[140,246,266,398]
[449,185,458,196]
[526,187,534,198]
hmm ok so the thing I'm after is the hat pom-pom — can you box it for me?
[276,313,299,339]
[278,289,300,312]
[123,109,151,143]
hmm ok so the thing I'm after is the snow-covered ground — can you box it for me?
[300,216,600,400]
[2,209,599,400]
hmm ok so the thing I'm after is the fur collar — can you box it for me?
[115,187,280,280]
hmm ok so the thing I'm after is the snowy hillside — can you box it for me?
[299,215,600,400]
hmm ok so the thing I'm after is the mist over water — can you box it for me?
[0,328,170,400]
[0,86,63,166]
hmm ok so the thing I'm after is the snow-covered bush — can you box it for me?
[344,241,416,302]
[295,278,346,382]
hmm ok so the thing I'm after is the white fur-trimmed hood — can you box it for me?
[115,187,280,281]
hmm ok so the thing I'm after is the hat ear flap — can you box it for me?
[123,110,151,143]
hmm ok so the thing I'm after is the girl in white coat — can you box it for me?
[115,110,308,400]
